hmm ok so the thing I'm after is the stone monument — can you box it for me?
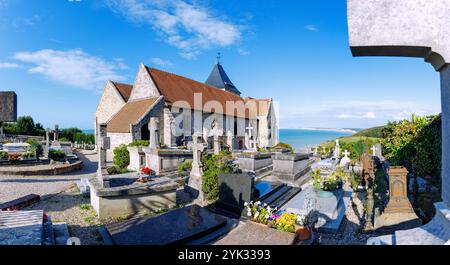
[97,123,110,188]
[186,133,206,200]
[0,91,17,122]
[211,120,222,155]
[149,117,160,149]
[333,139,340,159]
[347,0,450,244]
[374,167,420,230]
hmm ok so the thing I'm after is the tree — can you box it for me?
[16,116,36,135]
[60,128,82,143]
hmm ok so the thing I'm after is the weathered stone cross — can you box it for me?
[186,133,206,201]
[343,150,350,158]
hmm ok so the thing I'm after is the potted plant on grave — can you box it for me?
[295,214,312,241]
[272,212,296,233]
[244,201,276,226]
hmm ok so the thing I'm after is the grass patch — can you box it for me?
[79,204,92,211]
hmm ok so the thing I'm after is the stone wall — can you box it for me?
[108,133,133,150]
[129,64,161,102]
[95,81,126,137]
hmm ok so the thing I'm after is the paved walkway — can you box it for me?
[0,150,98,204]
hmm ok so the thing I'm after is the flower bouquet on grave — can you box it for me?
[244,201,275,226]
[137,167,155,183]
[8,153,21,163]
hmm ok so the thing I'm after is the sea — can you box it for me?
[82,128,353,150]
[279,129,353,150]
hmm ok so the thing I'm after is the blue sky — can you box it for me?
[0,0,441,130]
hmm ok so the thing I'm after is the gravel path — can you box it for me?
[0,150,98,204]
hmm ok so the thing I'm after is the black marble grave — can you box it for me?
[106,205,227,245]
[217,172,259,215]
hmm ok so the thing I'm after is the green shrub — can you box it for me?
[201,150,234,200]
[270,142,294,153]
[258,147,268,153]
[26,139,43,157]
[350,172,362,191]
[21,152,35,160]
[0,151,8,160]
[382,114,441,187]
[113,144,130,170]
[128,140,149,147]
[177,159,193,172]
[49,150,66,160]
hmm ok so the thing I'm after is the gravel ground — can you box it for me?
[24,186,104,245]
[0,150,98,204]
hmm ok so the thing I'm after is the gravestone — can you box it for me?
[361,153,375,185]
[106,205,227,245]
[339,150,351,168]
[272,153,314,183]
[186,133,206,201]
[374,167,420,230]
[347,0,450,244]
[97,123,110,188]
[0,91,17,122]
[149,117,160,149]
[284,184,348,233]
[217,172,258,215]
[211,120,222,155]
[333,139,340,159]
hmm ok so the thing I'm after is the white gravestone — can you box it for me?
[340,150,351,168]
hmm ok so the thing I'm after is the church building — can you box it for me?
[95,61,278,151]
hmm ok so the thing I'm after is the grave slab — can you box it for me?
[106,205,227,245]
[0,210,43,245]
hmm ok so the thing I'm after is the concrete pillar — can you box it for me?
[441,65,450,207]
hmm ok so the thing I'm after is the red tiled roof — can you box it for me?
[112,81,133,102]
[107,97,160,133]
[146,67,257,119]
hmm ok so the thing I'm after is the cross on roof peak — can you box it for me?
[217,52,221,64]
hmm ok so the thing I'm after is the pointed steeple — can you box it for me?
[205,54,241,96]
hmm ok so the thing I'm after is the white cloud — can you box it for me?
[305,24,318,32]
[105,0,242,59]
[150,57,173,67]
[12,49,126,90]
[12,14,41,27]
[0,62,21,69]
[337,111,376,120]
[237,48,249,56]
[280,99,437,129]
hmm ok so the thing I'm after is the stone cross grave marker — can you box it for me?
[371,145,377,156]
[187,133,206,200]
[149,117,160,149]
[334,139,341,159]
[97,123,110,188]
[340,150,351,167]
[211,120,222,155]
[246,123,256,150]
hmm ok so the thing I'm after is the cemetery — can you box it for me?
[2,0,450,248]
